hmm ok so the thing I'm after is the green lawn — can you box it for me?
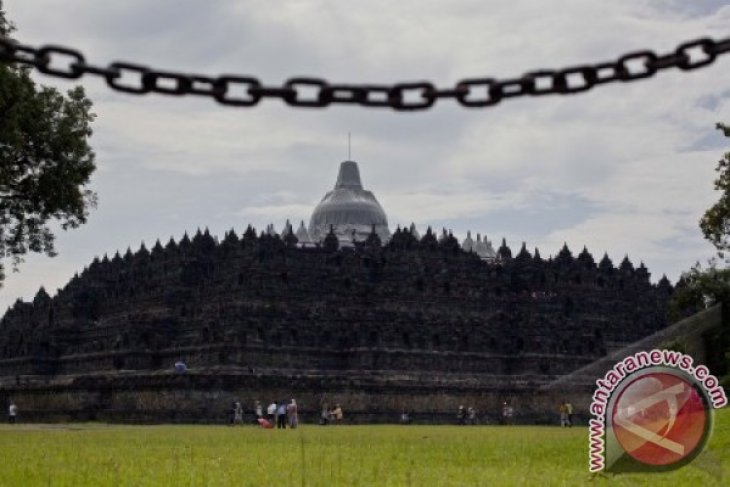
[0,409,728,486]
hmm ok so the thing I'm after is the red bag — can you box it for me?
[257,418,273,429]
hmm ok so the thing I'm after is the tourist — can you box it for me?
[502,402,514,424]
[287,399,298,429]
[276,401,288,429]
[467,407,477,425]
[319,405,329,425]
[457,405,466,425]
[267,401,276,424]
[229,401,237,425]
[255,400,263,421]
[559,401,569,427]
[233,401,244,425]
[8,402,17,424]
[566,401,574,427]
[332,404,343,425]
[400,410,411,425]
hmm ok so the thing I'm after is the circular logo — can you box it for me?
[611,371,710,467]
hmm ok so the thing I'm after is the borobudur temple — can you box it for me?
[0,160,674,423]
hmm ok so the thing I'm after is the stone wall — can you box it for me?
[0,228,672,380]
[543,304,725,391]
[0,367,578,425]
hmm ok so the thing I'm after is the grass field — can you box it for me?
[0,409,728,486]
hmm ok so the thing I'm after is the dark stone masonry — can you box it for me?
[0,224,674,423]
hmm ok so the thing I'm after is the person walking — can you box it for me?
[467,407,477,425]
[287,399,298,429]
[502,402,514,425]
[566,401,574,427]
[400,409,411,425]
[8,402,17,424]
[457,405,466,425]
[332,404,343,425]
[276,401,288,429]
[229,401,237,425]
[267,401,276,424]
[559,401,569,427]
[254,400,263,422]
[319,405,329,425]
[233,401,244,425]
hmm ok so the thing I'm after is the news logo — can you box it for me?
[588,350,726,473]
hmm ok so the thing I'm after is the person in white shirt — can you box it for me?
[233,401,244,425]
[8,402,18,424]
[255,400,263,420]
[266,402,276,424]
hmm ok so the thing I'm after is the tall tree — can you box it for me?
[0,2,96,286]
[670,123,730,381]
[670,124,730,314]
[699,123,730,254]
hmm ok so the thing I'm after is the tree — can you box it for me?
[673,122,730,314]
[699,123,730,254]
[672,123,730,314]
[669,260,730,320]
[0,2,96,286]
[671,123,730,382]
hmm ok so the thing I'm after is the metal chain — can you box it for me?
[1,35,729,111]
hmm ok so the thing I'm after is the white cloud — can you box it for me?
[2,0,729,310]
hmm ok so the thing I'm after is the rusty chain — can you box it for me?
[1,36,729,111]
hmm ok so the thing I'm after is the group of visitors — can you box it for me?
[456,401,575,426]
[263,399,299,429]
[319,404,344,425]
[228,399,297,428]
[9,394,575,427]
[456,405,479,425]
[454,401,514,425]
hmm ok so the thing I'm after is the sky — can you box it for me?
[1,0,730,311]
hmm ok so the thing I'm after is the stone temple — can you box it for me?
[0,159,678,423]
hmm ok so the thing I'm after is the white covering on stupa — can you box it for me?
[308,160,391,245]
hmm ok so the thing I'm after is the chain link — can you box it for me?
[0,35,728,111]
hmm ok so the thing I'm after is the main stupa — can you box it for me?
[308,160,391,244]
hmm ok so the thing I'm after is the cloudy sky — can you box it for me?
[2,0,729,311]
